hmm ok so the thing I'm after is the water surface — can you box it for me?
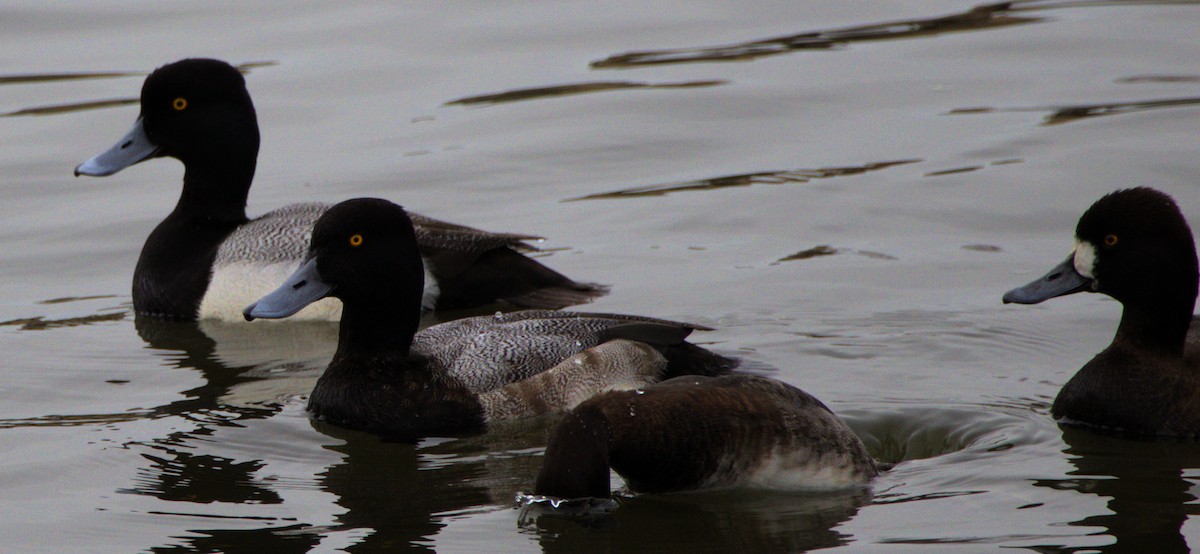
[3,1,1200,551]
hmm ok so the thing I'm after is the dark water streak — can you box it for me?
[568,160,919,200]
[591,2,1039,68]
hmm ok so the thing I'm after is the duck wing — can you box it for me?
[477,339,667,421]
[409,214,607,310]
[412,310,735,393]
[214,204,604,314]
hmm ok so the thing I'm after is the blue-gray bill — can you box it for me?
[74,117,159,177]
[243,258,333,320]
[1002,255,1092,305]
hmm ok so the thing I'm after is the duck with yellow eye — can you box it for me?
[1004,187,1200,437]
[73,58,607,321]
[243,198,737,438]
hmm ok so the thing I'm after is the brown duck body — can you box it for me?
[1051,319,1200,437]
[534,374,877,498]
[245,199,735,439]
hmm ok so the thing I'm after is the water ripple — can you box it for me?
[947,95,1200,126]
[591,2,1039,68]
[567,159,919,200]
[446,80,726,106]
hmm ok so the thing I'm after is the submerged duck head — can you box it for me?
[76,58,259,177]
[244,199,426,341]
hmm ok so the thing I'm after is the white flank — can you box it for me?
[199,261,343,322]
[420,261,440,312]
[737,447,871,491]
[199,259,441,321]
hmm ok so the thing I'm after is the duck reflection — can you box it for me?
[131,316,335,418]
[127,444,281,505]
[314,421,550,551]
[131,317,335,551]
[1032,426,1200,552]
[146,523,320,553]
[133,311,553,551]
[524,487,872,552]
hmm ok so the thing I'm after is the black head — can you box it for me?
[1072,187,1198,309]
[139,58,260,166]
[308,198,425,307]
[1004,188,1199,309]
[244,198,426,353]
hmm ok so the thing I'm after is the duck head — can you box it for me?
[76,58,259,178]
[245,198,426,352]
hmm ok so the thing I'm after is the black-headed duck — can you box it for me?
[1004,187,1200,437]
[75,58,603,322]
[243,198,735,438]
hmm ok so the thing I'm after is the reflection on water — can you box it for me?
[0,61,275,118]
[524,489,873,553]
[126,318,333,552]
[591,2,1039,68]
[304,423,565,552]
[774,245,897,264]
[4,0,1200,550]
[1031,427,1200,552]
[1116,75,1200,84]
[316,431,494,552]
[147,524,320,554]
[1,98,138,118]
[947,96,1200,126]
[0,295,127,331]
[129,315,550,552]
[0,309,126,330]
[0,71,138,86]
[446,80,727,106]
[568,160,919,200]
[127,449,283,505]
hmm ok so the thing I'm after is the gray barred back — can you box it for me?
[214,202,542,267]
[412,310,706,393]
[214,203,328,266]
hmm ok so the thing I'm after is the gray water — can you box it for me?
[3,1,1200,551]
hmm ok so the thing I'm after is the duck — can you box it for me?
[1003,187,1200,437]
[242,198,736,438]
[74,58,604,322]
[531,373,878,499]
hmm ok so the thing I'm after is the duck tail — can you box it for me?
[662,343,739,378]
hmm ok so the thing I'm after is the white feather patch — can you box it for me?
[199,261,343,322]
[734,447,874,491]
[1073,238,1097,279]
[199,203,442,320]
[199,260,440,321]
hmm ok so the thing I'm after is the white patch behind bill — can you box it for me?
[1073,238,1097,279]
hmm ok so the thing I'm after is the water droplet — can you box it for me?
[493,311,504,320]
[574,340,582,347]
[635,390,645,395]
[573,358,583,365]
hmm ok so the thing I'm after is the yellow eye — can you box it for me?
[349,234,364,247]
[1104,234,1118,247]
[172,97,188,111]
